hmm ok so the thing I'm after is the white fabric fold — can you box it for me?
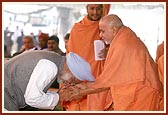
[24,59,59,110]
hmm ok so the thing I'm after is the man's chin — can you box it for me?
[90,17,101,21]
[104,41,110,45]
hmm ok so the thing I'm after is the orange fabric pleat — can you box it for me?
[157,55,164,87]
[157,55,164,111]
[155,41,164,62]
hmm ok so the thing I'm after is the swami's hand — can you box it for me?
[58,86,84,101]
[65,86,84,101]
[75,82,88,89]
[98,48,107,59]
[58,86,73,101]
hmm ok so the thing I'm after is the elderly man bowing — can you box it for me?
[4,50,65,111]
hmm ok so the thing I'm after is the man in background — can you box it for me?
[47,35,65,56]
[34,32,49,50]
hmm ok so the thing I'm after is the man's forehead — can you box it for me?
[87,4,103,7]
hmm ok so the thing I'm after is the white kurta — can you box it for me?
[24,59,59,110]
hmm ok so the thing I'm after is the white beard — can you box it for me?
[57,72,73,84]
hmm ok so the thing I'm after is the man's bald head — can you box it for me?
[100,14,123,29]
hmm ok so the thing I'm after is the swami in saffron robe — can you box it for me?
[91,26,163,111]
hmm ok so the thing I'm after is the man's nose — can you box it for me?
[93,9,98,14]
[99,32,103,38]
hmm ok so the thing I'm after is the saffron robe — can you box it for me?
[91,26,163,111]
[64,16,112,111]
[157,55,164,86]
[156,41,164,63]
[157,54,164,110]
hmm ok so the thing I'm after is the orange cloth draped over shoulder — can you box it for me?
[63,15,112,111]
[157,55,164,87]
[91,26,163,111]
[156,41,164,63]
[157,54,164,110]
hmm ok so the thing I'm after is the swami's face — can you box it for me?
[86,4,103,21]
[99,21,114,44]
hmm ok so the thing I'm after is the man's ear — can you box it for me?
[112,26,118,36]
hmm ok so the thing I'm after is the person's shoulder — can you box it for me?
[72,21,82,28]
[159,41,164,48]
[73,16,86,27]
